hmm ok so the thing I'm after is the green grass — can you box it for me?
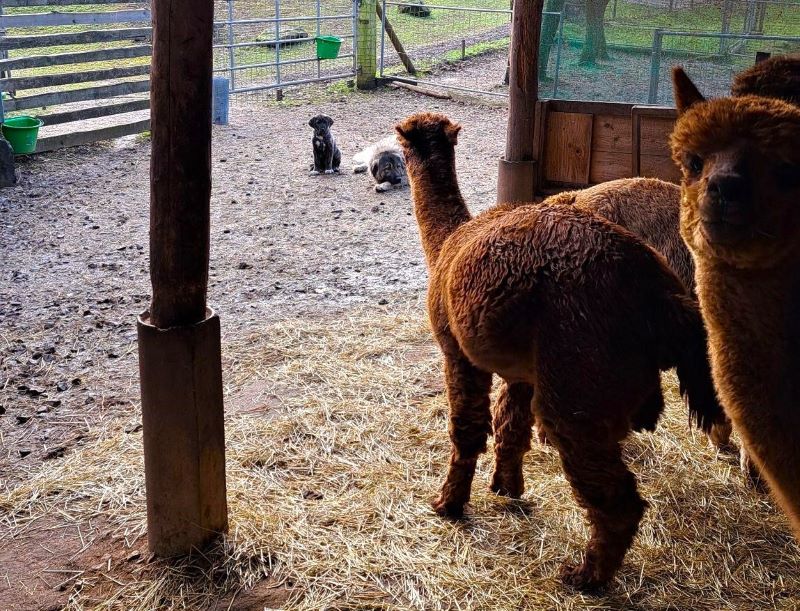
[563,0,800,54]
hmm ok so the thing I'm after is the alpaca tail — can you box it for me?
[666,296,725,434]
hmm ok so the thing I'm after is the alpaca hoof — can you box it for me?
[534,423,549,445]
[489,470,524,498]
[324,169,335,175]
[707,420,734,451]
[431,496,465,519]
[741,450,767,492]
[559,562,608,592]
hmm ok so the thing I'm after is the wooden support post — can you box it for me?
[356,0,376,89]
[497,0,543,204]
[139,0,227,557]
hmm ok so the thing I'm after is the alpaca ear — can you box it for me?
[672,67,705,115]
[395,123,412,144]
[445,122,461,145]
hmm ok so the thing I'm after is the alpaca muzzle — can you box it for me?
[700,175,753,244]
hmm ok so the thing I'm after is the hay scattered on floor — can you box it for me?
[2,302,800,610]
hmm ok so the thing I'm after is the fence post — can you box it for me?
[226,0,236,92]
[356,0,376,89]
[648,28,663,105]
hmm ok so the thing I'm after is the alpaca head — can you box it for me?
[395,112,461,167]
[732,54,800,106]
[671,67,800,269]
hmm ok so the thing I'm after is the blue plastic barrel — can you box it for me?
[212,77,230,125]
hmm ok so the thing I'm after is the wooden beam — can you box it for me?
[35,118,150,152]
[3,80,150,111]
[0,9,151,28]
[1,64,150,91]
[0,27,151,51]
[37,98,150,126]
[0,45,151,71]
[497,0,543,203]
[376,1,416,76]
[4,0,134,7]
[356,0,376,89]
[505,0,542,162]
[141,0,227,557]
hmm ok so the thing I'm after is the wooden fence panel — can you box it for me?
[1,0,152,152]
[534,101,680,195]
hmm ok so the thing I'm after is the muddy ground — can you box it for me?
[0,84,505,563]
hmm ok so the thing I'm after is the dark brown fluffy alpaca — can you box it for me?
[671,68,800,537]
[397,112,724,590]
[731,54,800,105]
[515,180,735,458]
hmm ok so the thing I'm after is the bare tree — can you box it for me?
[580,0,611,65]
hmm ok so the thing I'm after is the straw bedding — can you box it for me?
[2,302,800,610]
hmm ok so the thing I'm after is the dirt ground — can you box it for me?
[0,85,506,609]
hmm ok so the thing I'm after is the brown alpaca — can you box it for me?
[397,112,724,590]
[519,180,736,454]
[731,54,800,105]
[671,68,800,536]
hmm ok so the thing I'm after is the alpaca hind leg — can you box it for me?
[432,353,492,519]
[490,382,534,498]
[549,433,646,591]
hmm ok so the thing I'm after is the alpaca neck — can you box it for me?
[697,260,800,532]
[406,150,471,269]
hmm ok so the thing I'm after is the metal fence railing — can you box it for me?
[378,2,565,100]
[212,0,357,96]
[647,30,800,104]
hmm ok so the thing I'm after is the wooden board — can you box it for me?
[34,118,150,153]
[639,117,675,156]
[4,0,135,6]
[1,64,150,91]
[3,80,150,112]
[0,45,151,71]
[0,27,151,51]
[640,154,681,183]
[590,150,632,184]
[38,99,150,126]
[591,114,631,153]
[542,111,593,186]
[0,9,151,28]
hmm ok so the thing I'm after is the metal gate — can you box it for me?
[378,1,564,100]
[213,0,358,95]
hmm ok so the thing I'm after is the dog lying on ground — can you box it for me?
[353,135,408,192]
[308,114,341,175]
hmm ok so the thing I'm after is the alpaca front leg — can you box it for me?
[432,355,492,519]
[490,382,534,498]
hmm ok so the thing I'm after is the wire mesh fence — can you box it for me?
[212,0,357,95]
[376,0,800,104]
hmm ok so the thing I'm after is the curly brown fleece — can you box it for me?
[731,54,800,105]
[671,68,800,538]
[397,112,724,591]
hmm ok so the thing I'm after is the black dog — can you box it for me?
[308,114,341,175]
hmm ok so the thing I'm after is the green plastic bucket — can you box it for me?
[315,35,342,60]
[2,116,43,154]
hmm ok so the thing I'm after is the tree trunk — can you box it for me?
[539,0,565,78]
[580,0,610,65]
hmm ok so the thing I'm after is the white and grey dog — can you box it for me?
[352,135,408,192]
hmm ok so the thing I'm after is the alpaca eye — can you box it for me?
[686,155,704,176]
